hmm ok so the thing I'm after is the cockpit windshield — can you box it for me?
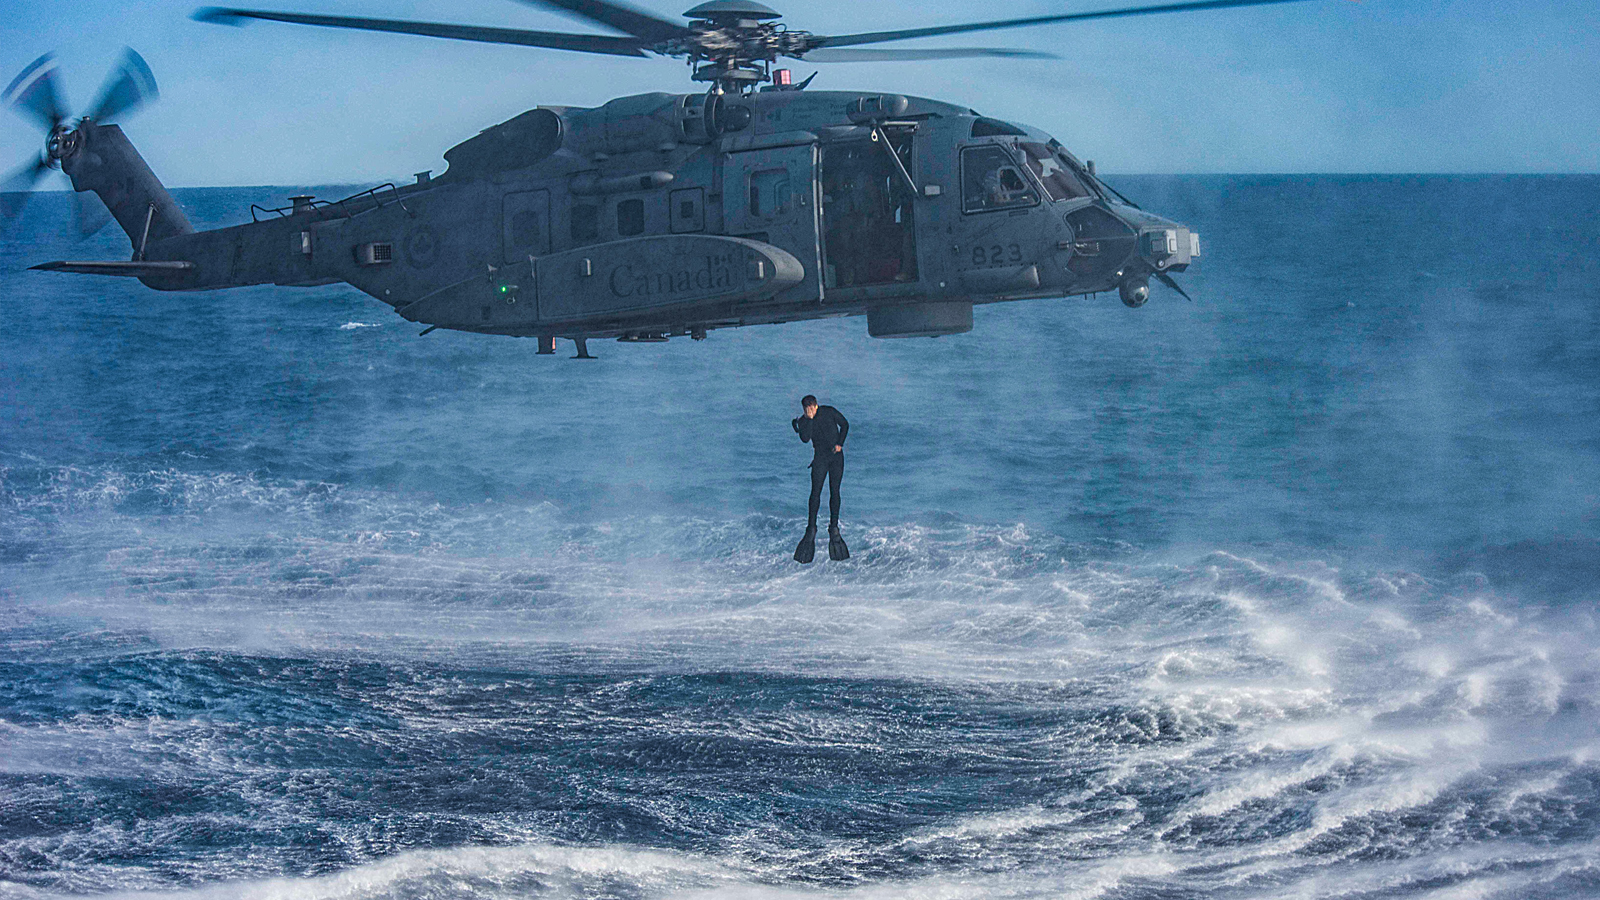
[1019,142,1092,202]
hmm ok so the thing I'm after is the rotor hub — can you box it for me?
[665,4,822,90]
[45,123,79,164]
[682,1,783,22]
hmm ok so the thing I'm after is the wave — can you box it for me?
[4,465,1600,898]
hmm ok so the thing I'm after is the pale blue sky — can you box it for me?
[2,0,1596,185]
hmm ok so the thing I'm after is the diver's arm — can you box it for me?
[834,410,848,447]
[795,415,813,444]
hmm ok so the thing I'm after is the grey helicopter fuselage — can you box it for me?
[44,85,1197,346]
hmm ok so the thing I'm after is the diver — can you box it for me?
[791,395,849,563]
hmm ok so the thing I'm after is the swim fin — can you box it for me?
[828,525,849,561]
[794,525,816,564]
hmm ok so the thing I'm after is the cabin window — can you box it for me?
[616,198,645,236]
[961,145,1038,214]
[748,169,790,219]
[670,187,704,233]
[1019,142,1091,202]
[571,204,599,242]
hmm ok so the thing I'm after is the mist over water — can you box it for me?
[3,176,1599,898]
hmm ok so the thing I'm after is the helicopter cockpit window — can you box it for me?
[970,117,1028,137]
[961,145,1038,213]
[1019,142,1091,202]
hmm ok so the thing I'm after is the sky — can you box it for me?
[1,0,1596,186]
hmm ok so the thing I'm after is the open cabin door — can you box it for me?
[723,142,823,304]
[819,132,919,293]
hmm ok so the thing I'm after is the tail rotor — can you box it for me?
[0,156,52,226]
[87,48,159,123]
[4,53,66,133]
[1,48,159,236]
[71,186,113,238]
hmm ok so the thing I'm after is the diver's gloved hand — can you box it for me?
[791,417,801,433]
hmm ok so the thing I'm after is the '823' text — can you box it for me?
[970,243,1023,268]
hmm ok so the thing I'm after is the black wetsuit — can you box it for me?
[796,406,849,529]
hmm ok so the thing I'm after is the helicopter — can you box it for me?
[2,0,1311,357]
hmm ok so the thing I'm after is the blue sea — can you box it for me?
[2,175,1599,899]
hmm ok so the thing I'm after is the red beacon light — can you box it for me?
[774,68,792,86]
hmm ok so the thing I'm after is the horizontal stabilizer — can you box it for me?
[30,260,194,276]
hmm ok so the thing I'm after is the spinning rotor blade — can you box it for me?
[811,0,1316,49]
[0,156,52,232]
[3,53,67,131]
[802,47,1057,62]
[193,8,651,57]
[87,48,159,123]
[72,189,113,239]
[520,0,690,42]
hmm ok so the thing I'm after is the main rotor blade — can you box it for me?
[518,0,690,42]
[3,53,68,132]
[801,47,1057,62]
[811,0,1317,49]
[193,8,651,57]
[87,48,158,124]
[0,157,52,233]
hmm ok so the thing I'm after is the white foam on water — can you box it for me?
[1,843,733,900]
[6,469,1600,897]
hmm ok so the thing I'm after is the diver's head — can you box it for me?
[801,395,818,417]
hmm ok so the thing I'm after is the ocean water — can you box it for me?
[2,175,1599,899]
